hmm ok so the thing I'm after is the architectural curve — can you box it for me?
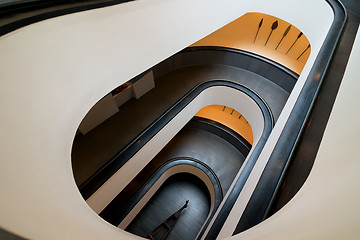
[1,1,355,240]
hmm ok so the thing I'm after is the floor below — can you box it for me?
[126,174,210,240]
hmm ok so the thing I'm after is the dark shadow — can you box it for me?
[126,173,211,240]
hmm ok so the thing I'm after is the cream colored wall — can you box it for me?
[0,0,334,239]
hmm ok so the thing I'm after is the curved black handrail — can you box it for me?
[191,116,252,155]
[79,80,274,200]
[202,88,273,239]
[232,0,347,235]
[0,0,133,36]
[76,46,292,192]
[153,46,299,93]
[182,46,299,80]
[84,80,274,240]
[100,158,223,228]
[99,116,252,239]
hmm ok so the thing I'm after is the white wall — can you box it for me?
[0,0,334,239]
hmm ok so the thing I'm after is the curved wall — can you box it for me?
[0,0,333,239]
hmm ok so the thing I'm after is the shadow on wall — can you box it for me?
[192,12,311,75]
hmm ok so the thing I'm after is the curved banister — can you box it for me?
[181,46,299,80]
[232,0,347,235]
[100,158,223,228]
[153,46,298,94]
[79,79,273,240]
[191,116,252,154]
[99,115,253,228]
[0,0,133,36]
[74,46,295,192]
[79,80,274,199]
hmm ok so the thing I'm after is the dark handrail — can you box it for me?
[182,46,299,80]
[78,78,273,240]
[202,84,273,240]
[154,46,298,94]
[0,0,133,36]
[79,80,274,200]
[232,0,347,235]
[99,116,253,239]
[79,47,293,200]
[100,158,223,230]
[191,116,252,154]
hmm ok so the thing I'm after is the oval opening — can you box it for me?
[71,11,310,239]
